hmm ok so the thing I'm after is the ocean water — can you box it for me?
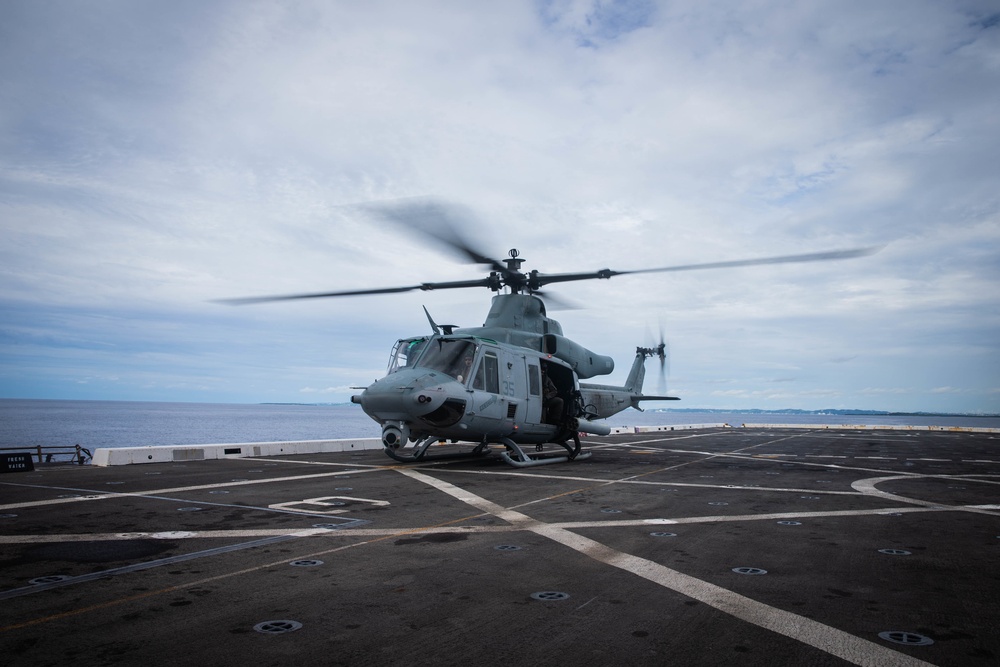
[0,400,381,450]
[1,399,997,454]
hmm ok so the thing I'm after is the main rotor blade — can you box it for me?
[532,289,581,311]
[215,278,492,305]
[533,246,883,288]
[360,197,508,273]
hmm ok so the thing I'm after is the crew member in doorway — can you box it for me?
[543,372,564,424]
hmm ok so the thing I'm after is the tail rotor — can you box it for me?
[643,323,669,395]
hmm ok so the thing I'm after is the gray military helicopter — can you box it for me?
[222,199,877,467]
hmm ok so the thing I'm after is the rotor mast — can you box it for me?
[490,249,535,294]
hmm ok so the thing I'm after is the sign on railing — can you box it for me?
[0,445,90,466]
[0,453,34,473]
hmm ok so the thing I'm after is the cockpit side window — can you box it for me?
[473,352,499,392]
[388,337,427,374]
[416,339,477,382]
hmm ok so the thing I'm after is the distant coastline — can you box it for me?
[646,407,1000,418]
[2,400,998,451]
[4,398,996,419]
[256,402,1000,419]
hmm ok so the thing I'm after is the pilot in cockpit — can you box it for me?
[456,350,475,383]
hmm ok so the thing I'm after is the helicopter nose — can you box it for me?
[354,369,450,422]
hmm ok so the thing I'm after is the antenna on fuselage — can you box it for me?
[422,305,457,335]
[422,306,441,335]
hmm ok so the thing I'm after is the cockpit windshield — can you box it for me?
[387,337,428,374]
[415,338,477,383]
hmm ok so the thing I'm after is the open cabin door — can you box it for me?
[541,359,573,425]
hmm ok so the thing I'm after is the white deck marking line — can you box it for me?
[0,525,517,543]
[433,468,863,496]
[622,481,861,495]
[239,457,385,468]
[0,466,387,512]
[549,506,944,528]
[852,475,1000,516]
[663,450,933,478]
[584,432,728,448]
[0,504,954,545]
[930,474,1000,485]
[398,469,933,667]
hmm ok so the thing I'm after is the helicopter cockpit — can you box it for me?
[412,337,478,383]
[387,337,428,374]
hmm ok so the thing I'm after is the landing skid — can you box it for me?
[383,433,592,468]
[383,436,491,464]
[497,433,592,468]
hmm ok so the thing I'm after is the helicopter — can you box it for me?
[221,199,879,467]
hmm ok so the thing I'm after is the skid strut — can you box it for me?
[384,433,592,468]
[498,433,591,468]
[383,436,491,464]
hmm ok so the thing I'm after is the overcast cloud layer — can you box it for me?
[1,0,998,413]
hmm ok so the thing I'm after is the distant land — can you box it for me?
[260,402,349,406]
[259,403,999,418]
[646,407,1000,418]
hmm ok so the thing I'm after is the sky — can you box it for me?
[1,0,998,414]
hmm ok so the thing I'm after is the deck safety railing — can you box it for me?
[0,445,92,465]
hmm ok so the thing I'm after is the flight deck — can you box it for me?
[2,426,999,666]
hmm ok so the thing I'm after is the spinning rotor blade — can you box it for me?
[215,278,492,305]
[619,246,883,276]
[360,198,508,273]
[533,246,883,288]
[658,335,669,396]
[531,289,581,311]
[644,323,669,395]
[217,195,881,308]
